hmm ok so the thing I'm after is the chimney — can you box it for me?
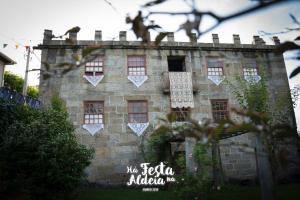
[260,38,266,45]
[233,34,241,44]
[167,32,174,42]
[69,32,77,41]
[212,34,219,44]
[95,30,102,41]
[272,36,280,45]
[119,31,127,41]
[43,29,53,42]
[253,35,261,45]
[189,33,197,45]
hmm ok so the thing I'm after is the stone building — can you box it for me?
[35,30,297,184]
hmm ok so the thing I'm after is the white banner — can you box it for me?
[127,75,148,87]
[244,75,261,83]
[208,75,226,86]
[169,72,194,108]
[82,123,104,135]
[83,75,104,87]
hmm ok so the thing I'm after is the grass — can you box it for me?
[76,188,172,200]
[76,184,300,200]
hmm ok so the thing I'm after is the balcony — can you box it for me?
[162,71,199,94]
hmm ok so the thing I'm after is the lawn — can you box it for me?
[76,184,300,200]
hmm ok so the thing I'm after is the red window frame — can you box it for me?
[128,100,148,123]
[207,57,224,76]
[127,55,146,76]
[171,108,191,121]
[211,99,229,122]
[85,56,104,76]
[84,101,104,124]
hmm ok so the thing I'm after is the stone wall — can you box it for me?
[35,30,297,184]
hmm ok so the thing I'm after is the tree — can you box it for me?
[0,95,94,200]
[4,71,39,98]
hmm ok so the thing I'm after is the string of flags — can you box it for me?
[1,43,31,49]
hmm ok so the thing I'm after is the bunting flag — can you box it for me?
[83,75,104,87]
[128,122,149,136]
[0,43,31,50]
[127,75,148,87]
[208,75,226,86]
[82,123,104,135]
[244,75,261,83]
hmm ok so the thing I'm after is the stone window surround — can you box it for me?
[211,99,229,122]
[206,56,224,76]
[85,56,104,76]
[83,101,104,124]
[127,55,147,76]
[127,100,148,123]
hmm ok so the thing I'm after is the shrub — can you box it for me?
[0,96,94,200]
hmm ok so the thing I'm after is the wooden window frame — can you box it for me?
[128,100,148,123]
[85,56,104,76]
[127,55,147,76]
[83,101,104,124]
[206,57,224,76]
[243,61,259,77]
[211,99,229,122]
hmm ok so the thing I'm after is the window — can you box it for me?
[127,56,146,76]
[85,56,104,76]
[84,101,104,124]
[171,108,190,121]
[168,56,186,72]
[207,57,224,76]
[211,99,229,122]
[243,61,258,76]
[128,101,148,123]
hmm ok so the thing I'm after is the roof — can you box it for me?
[0,52,16,65]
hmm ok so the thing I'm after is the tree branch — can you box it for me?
[146,0,294,37]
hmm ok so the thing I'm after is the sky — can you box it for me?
[0,0,299,128]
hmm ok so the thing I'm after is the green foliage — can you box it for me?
[174,143,214,200]
[0,96,94,200]
[27,86,39,98]
[227,73,268,113]
[144,125,173,164]
[51,92,67,113]
[174,153,186,173]
[4,71,39,98]
[4,71,24,92]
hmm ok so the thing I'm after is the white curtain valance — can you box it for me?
[169,72,194,108]
[128,122,149,136]
[83,75,104,87]
[127,75,148,87]
[82,123,104,135]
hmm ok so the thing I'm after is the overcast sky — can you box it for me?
[0,0,299,129]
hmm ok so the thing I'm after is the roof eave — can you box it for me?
[0,52,16,65]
